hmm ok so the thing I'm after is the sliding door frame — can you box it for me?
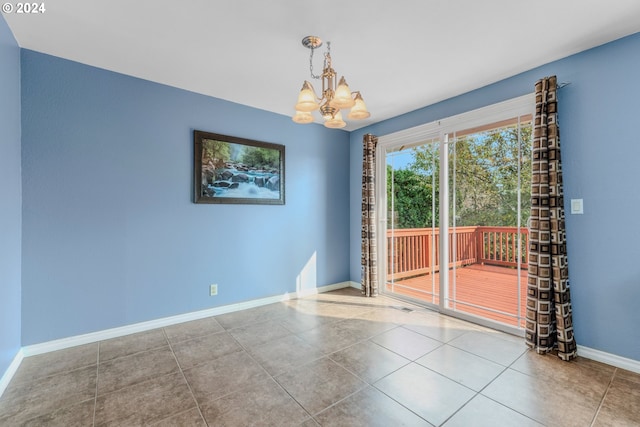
[376,94,535,335]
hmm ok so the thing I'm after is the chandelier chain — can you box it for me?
[309,46,320,80]
[309,41,331,80]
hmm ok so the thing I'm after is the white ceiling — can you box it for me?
[5,0,640,131]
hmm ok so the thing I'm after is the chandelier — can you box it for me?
[292,36,370,129]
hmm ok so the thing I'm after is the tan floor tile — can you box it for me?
[615,368,640,385]
[182,350,268,403]
[99,329,168,362]
[287,299,372,320]
[276,357,366,415]
[228,319,293,348]
[344,316,398,338]
[317,287,419,309]
[374,362,475,426]
[512,351,615,383]
[448,331,527,366]
[371,326,442,360]
[278,308,341,334]
[94,372,195,426]
[330,340,410,384]
[593,368,640,427]
[10,343,98,384]
[417,344,505,391]
[200,378,309,426]
[171,331,242,370]
[511,351,614,402]
[297,320,370,354]
[350,306,417,325]
[317,287,363,297]
[152,407,207,426]
[0,365,96,425]
[298,317,395,354]
[482,368,604,426]
[303,287,382,304]
[475,327,525,345]
[443,394,543,427]
[247,334,325,376]
[314,385,431,426]
[97,346,179,395]
[215,302,293,329]
[403,312,474,343]
[163,317,224,344]
[20,398,95,427]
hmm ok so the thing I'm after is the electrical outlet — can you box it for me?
[209,284,218,296]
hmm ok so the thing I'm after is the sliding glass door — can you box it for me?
[385,137,440,304]
[445,119,531,327]
[380,96,533,331]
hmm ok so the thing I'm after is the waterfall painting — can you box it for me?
[193,130,285,205]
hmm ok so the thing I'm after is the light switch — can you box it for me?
[570,199,583,214]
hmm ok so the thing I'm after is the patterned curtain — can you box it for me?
[361,134,378,297]
[525,76,577,361]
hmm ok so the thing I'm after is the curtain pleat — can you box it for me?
[361,134,378,297]
[526,76,577,361]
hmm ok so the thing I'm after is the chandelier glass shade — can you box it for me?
[292,36,370,128]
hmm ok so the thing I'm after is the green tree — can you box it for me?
[453,125,531,227]
[387,165,438,229]
[202,139,231,167]
[241,147,280,169]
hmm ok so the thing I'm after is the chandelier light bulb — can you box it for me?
[332,77,356,109]
[324,110,346,129]
[294,81,320,112]
[292,110,314,124]
[347,92,371,120]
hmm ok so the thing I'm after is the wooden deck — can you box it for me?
[386,264,527,327]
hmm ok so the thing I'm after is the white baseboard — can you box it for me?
[349,280,361,289]
[0,349,24,398]
[578,345,640,374]
[21,282,352,357]
[296,281,353,297]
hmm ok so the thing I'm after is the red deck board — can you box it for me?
[386,263,528,327]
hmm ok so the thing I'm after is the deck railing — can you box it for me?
[386,226,529,280]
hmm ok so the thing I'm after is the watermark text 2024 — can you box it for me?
[2,3,46,14]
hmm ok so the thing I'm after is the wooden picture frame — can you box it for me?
[194,130,285,205]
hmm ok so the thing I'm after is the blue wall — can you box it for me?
[20,50,350,345]
[350,33,640,361]
[0,15,22,377]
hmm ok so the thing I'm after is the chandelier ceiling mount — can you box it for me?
[301,35,322,50]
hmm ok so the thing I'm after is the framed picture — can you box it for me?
[194,130,285,205]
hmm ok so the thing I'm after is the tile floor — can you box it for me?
[0,287,638,426]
